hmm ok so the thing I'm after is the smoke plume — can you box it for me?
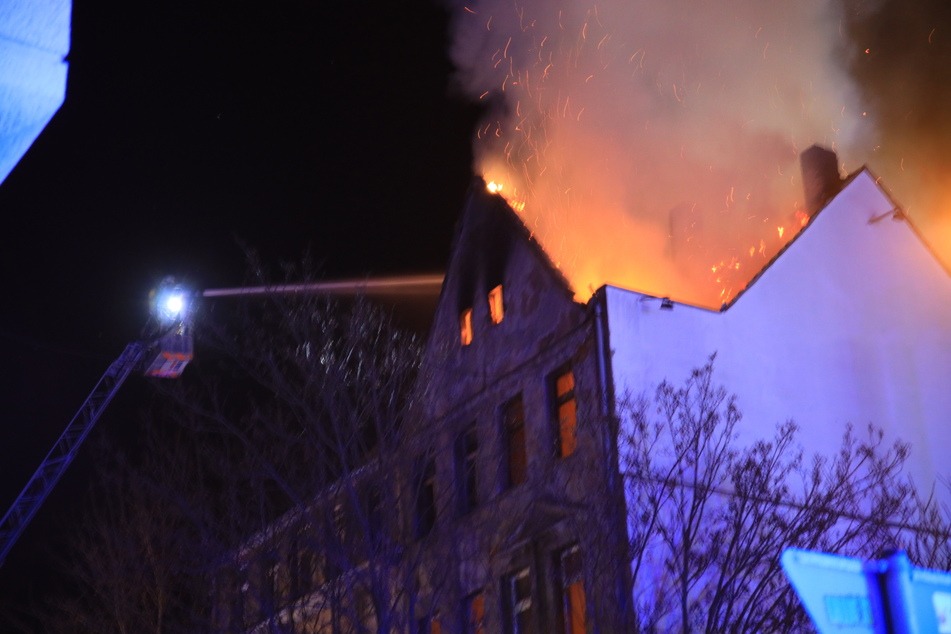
[445,0,947,307]
[837,0,951,254]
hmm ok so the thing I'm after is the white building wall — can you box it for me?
[0,0,71,184]
[602,169,951,492]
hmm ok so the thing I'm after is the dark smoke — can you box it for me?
[837,0,951,237]
[443,0,949,305]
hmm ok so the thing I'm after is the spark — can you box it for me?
[453,0,865,307]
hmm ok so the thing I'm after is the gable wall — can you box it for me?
[419,187,589,422]
[409,184,632,631]
[602,169,951,490]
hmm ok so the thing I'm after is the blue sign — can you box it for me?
[783,548,951,634]
[781,548,885,634]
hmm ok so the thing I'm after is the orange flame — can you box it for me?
[458,0,859,308]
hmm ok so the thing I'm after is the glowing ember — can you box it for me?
[447,0,881,308]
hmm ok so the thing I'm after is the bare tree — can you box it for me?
[13,259,458,634]
[618,356,946,633]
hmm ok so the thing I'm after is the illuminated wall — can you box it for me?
[0,0,71,184]
[602,169,951,491]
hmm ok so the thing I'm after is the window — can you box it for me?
[488,285,504,324]
[414,456,436,539]
[465,591,485,634]
[240,568,255,628]
[364,484,383,550]
[325,501,349,580]
[356,588,376,630]
[290,540,319,598]
[259,552,278,620]
[552,368,577,458]
[503,396,527,488]
[417,616,442,634]
[555,545,587,634]
[416,616,442,634]
[503,567,534,634]
[456,424,479,514]
[229,570,245,629]
[460,308,474,346]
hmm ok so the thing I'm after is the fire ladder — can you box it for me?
[0,325,194,568]
[0,276,439,567]
[0,342,145,567]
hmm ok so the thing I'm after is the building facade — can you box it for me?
[219,148,951,632]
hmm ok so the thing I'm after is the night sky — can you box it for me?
[0,0,480,613]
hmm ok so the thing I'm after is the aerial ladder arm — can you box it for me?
[0,341,147,567]
[0,275,436,567]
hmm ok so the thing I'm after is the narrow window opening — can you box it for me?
[259,552,278,621]
[503,396,527,488]
[460,308,473,346]
[553,368,577,458]
[291,535,318,598]
[414,457,437,539]
[456,424,479,514]
[364,484,383,552]
[333,501,348,547]
[488,284,505,324]
[556,545,587,634]
[503,567,534,634]
[466,591,485,634]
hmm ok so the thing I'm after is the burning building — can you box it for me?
[400,147,951,631]
[219,146,951,632]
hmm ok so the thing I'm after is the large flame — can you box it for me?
[444,0,935,307]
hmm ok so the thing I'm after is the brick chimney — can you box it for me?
[800,145,843,216]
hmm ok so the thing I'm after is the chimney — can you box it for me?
[800,145,843,216]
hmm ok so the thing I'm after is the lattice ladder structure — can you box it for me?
[0,341,146,567]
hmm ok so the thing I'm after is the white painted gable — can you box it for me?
[0,0,71,184]
[602,169,951,490]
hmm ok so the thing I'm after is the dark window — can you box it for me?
[291,538,318,598]
[503,567,534,634]
[417,616,442,634]
[259,552,278,620]
[552,368,577,458]
[240,566,255,628]
[414,456,436,539]
[356,588,375,629]
[555,545,586,634]
[334,500,348,546]
[229,571,245,629]
[364,483,383,550]
[456,424,479,514]
[503,396,527,488]
[465,591,485,634]
[324,502,347,580]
